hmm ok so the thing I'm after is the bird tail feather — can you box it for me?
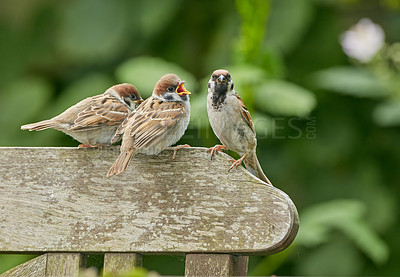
[243,153,273,186]
[106,150,134,177]
[21,120,56,131]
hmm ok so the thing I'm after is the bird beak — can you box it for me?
[134,98,144,104]
[216,75,227,84]
[176,81,191,95]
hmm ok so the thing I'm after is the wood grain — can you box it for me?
[0,147,298,254]
[103,253,142,276]
[45,253,85,277]
[185,254,248,276]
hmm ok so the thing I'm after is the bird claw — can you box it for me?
[227,153,247,172]
[78,144,93,148]
[171,144,191,159]
[207,145,227,160]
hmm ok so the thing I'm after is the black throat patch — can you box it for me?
[211,83,228,110]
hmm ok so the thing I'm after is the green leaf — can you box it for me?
[116,56,198,98]
[252,112,274,138]
[265,0,313,54]
[312,66,389,97]
[56,0,129,63]
[0,77,53,145]
[136,0,181,38]
[255,80,316,116]
[46,73,113,119]
[373,99,400,126]
[297,238,362,276]
[298,199,389,264]
[189,77,209,129]
[227,64,268,86]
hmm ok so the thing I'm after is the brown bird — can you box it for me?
[206,69,272,185]
[21,83,143,148]
[107,74,191,177]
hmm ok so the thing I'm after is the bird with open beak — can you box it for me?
[107,73,191,177]
[207,69,272,185]
[21,83,143,148]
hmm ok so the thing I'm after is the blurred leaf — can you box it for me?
[135,0,181,38]
[252,112,274,138]
[116,56,198,97]
[338,217,389,264]
[56,0,129,63]
[189,77,209,129]
[312,66,389,97]
[265,0,313,54]
[298,199,389,264]
[227,64,268,86]
[0,77,53,144]
[297,237,362,276]
[234,0,270,63]
[255,80,316,116]
[46,73,113,118]
[373,99,400,126]
[249,244,294,275]
[258,46,286,78]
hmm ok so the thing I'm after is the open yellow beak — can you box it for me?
[176,81,191,95]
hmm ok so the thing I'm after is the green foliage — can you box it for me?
[57,0,130,63]
[1,0,400,276]
[235,0,270,64]
[265,0,313,55]
[116,56,198,97]
[298,199,389,264]
[312,66,389,97]
[373,99,400,126]
[255,80,316,116]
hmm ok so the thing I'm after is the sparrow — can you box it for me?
[206,69,272,185]
[21,83,143,148]
[106,74,191,177]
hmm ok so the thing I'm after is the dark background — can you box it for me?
[1,0,399,275]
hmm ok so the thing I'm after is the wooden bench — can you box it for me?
[0,147,299,276]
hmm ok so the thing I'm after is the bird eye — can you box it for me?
[168,87,175,92]
[227,74,231,78]
[212,75,216,79]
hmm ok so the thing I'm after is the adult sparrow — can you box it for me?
[21,83,143,148]
[207,69,272,185]
[106,74,191,177]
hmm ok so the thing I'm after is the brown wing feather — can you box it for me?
[111,111,135,143]
[124,97,184,149]
[235,94,255,134]
[69,96,129,131]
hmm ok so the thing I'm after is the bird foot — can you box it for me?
[78,144,95,148]
[168,144,191,159]
[78,144,116,149]
[228,153,248,172]
[207,145,227,160]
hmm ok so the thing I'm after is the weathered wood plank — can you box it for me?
[0,254,46,277]
[185,254,248,276]
[0,147,298,254]
[103,253,142,276]
[46,253,85,277]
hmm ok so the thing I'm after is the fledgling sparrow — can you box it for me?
[21,83,143,148]
[207,69,272,185]
[106,74,191,177]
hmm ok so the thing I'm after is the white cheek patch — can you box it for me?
[163,92,179,101]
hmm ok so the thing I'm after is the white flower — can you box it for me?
[340,18,385,63]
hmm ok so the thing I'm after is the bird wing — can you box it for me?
[125,97,185,149]
[69,95,130,131]
[235,93,255,134]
